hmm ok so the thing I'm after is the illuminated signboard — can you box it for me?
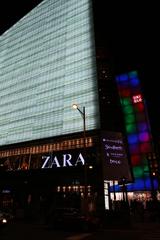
[132,94,143,103]
[115,71,157,191]
[0,0,100,146]
[0,145,98,171]
[41,153,85,169]
[1,151,86,171]
[101,131,132,181]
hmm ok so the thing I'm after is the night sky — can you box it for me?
[1,0,159,138]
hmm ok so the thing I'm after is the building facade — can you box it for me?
[0,0,131,214]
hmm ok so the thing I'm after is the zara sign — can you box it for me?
[41,153,85,169]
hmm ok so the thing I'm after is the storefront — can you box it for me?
[0,133,106,218]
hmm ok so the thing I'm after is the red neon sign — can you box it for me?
[132,94,143,103]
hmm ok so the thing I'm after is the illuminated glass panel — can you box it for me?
[123,106,134,115]
[143,164,149,173]
[130,77,140,87]
[125,114,135,124]
[128,134,138,144]
[0,0,100,146]
[139,132,150,142]
[131,155,141,166]
[129,144,140,155]
[122,97,132,106]
[134,103,144,112]
[133,166,144,178]
[110,177,158,192]
[126,124,137,133]
[118,74,128,82]
[129,177,158,191]
[140,142,152,153]
[128,71,137,78]
[127,178,146,191]
[121,89,131,97]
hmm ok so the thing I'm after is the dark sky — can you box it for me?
[0,0,159,138]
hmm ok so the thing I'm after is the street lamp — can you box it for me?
[72,104,86,134]
[72,104,88,214]
[147,153,157,200]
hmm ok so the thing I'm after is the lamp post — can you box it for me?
[72,104,88,214]
[147,153,157,200]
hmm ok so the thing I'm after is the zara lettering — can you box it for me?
[41,153,85,169]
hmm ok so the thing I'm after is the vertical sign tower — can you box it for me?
[116,71,157,192]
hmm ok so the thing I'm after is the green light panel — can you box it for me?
[0,0,100,146]
[133,166,144,178]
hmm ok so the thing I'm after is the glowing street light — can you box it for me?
[72,104,88,214]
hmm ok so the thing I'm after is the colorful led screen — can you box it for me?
[116,71,154,191]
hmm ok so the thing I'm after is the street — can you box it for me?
[1,219,160,240]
